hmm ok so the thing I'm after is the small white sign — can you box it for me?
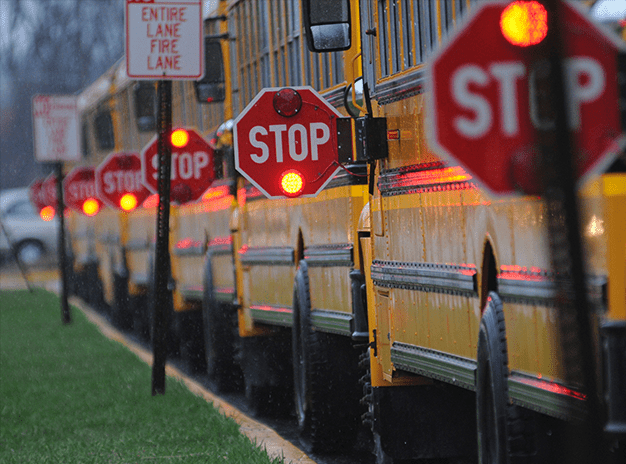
[125,0,204,80]
[32,95,81,162]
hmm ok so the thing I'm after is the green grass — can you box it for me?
[0,289,282,463]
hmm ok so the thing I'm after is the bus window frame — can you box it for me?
[194,37,226,104]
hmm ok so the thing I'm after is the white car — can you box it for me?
[0,187,59,267]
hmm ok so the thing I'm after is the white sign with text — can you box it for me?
[32,95,81,162]
[125,0,203,79]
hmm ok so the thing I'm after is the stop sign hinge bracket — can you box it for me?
[355,116,388,162]
[336,117,354,164]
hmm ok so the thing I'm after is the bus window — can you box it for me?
[133,82,156,132]
[81,121,92,159]
[194,38,225,104]
[303,0,351,52]
[94,108,114,150]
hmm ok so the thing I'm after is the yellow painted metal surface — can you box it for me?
[602,174,626,321]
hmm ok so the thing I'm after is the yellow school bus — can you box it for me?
[302,0,626,462]
[67,1,625,462]
[70,63,121,310]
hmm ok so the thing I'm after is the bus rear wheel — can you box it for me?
[292,261,360,453]
[477,291,531,464]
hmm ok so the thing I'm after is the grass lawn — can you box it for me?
[0,288,283,463]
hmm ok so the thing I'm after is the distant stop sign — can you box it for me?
[429,1,626,196]
[41,173,59,209]
[234,86,343,198]
[29,178,48,211]
[141,128,215,204]
[96,152,150,212]
[64,166,103,216]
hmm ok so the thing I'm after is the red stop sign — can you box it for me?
[41,173,59,208]
[428,2,626,196]
[140,128,215,204]
[29,178,48,211]
[96,152,150,211]
[234,86,343,198]
[64,166,103,215]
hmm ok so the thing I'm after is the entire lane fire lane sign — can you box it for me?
[125,0,203,80]
[32,95,81,162]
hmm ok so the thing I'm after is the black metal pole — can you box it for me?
[55,162,71,324]
[151,80,172,396]
[538,2,602,462]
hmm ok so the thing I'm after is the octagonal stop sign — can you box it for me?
[234,86,343,198]
[41,173,59,209]
[428,1,626,196]
[29,178,48,211]
[96,152,150,212]
[63,166,103,216]
[141,128,215,204]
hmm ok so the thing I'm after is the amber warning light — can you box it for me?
[82,198,100,217]
[500,1,548,47]
[171,129,190,148]
[120,193,138,212]
[40,206,55,221]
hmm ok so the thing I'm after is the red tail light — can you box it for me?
[500,1,548,47]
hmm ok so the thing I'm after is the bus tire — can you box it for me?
[202,259,242,392]
[292,260,360,453]
[476,291,528,464]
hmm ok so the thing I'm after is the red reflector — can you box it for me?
[273,88,302,117]
[280,170,305,197]
[500,1,548,47]
[142,194,159,208]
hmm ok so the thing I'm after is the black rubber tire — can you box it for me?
[292,260,361,453]
[477,291,529,464]
[202,259,242,392]
[239,334,293,417]
[15,240,45,266]
[112,272,132,330]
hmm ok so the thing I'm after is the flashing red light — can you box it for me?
[280,170,305,197]
[120,193,138,212]
[40,206,55,221]
[82,198,100,217]
[171,128,190,148]
[500,1,548,47]
[273,88,302,117]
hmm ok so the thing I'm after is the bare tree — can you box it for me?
[0,0,125,190]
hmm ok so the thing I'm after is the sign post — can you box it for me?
[125,0,203,395]
[32,95,82,325]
